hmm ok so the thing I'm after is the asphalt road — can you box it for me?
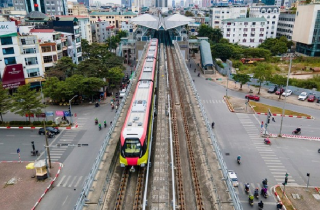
[189,60,320,210]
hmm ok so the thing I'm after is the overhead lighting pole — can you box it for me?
[69,95,78,125]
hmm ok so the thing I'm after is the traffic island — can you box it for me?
[0,161,61,210]
[226,96,255,113]
[274,185,320,210]
[223,96,235,112]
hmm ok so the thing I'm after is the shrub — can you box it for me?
[216,60,224,68]
[47,121,53,125]
[9,121,31,126]
[32,121,42,126]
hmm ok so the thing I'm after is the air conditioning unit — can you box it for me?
[22,33,26,36]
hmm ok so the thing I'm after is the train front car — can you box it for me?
[120,39,158,170]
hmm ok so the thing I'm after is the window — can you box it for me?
[77,47,82,53]
[57,44,61,50]
[23,48,36,54]
[250,39,254,43]
[4,57,16,65]
[259,39,263,43]
[243,39,246,43]
[25,57,38,65]
[243,34,247,37]
[1,37,13,45]
[41,46,52,52]
[27,68,40,77]
[244,28,248,32]
[272,21,275,24]
[251,28,255,31]
[76,37,81,43]
[43,56,53,63]
[260,28,264,31]
[2,47,14,55]
[252,22,256,25]
[244,22,248,25]
[45,67,52,71]
[227,28,230,31]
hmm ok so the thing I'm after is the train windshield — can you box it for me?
[124,138,141,157]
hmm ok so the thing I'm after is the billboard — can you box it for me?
[2,64,26,89]
[0,22,17,37]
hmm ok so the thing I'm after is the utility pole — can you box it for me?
[43,120,51,168]
[307,173,310,190]
[226,67,229,97]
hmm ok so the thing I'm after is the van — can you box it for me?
[119,89,126,98]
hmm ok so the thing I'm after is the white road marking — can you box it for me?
[63,176,71,187]
[57,175,66,186]
[62,195,69,206]
[68,176,78,187]
[267,165,285,167]
[74,176,83,188]
[270,168,287,171]
[265,162,282,164]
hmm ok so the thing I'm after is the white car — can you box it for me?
[119,89,126,99]
[298,92,308,101]
[228,170,239,187]
[282,90,292,97]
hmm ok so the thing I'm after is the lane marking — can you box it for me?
[68,176,78,187]
[74,176,83,188]
[57,175,66,186]
[63,176,71,187]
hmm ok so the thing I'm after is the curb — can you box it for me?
[273,185,297,210]
[223,96,234,112]
[0,126,76,130]
[31,162,63,210]
[255,112,314,119]
[268,133,320,141]
[0,160,34,163]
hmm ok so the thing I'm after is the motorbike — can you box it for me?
[237,159,241,164]
[258,202,264,209]
[99,125,101,131]
[292,128,301,135]
[104,123,107,128]
[47,132,55,138]
[264,138,271,145]
[277,202,283,210]
[248,198,253,206]
[318,148,320,153]
[249,89,253,93]
[31,150,39,156]
[245,184,250,193]
[254,190,259,199]
[197,73,200,77]
[95,102,100,107]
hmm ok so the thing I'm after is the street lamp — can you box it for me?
[69,95,78,125]
[279,52,294,136]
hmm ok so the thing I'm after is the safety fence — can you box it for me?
[174,41,243,210]
[73,42,149,210]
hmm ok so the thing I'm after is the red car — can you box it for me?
[275,88,285,95]
[307,94,316,102]
[245,95,260,101]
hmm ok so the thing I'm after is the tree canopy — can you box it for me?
[253,63,273,94]
[232,73,251,89]
[10,84,46,122]
[198,24,222,43]
[45,57,77,80]
[0,83,11,122]
[258,37,294,55]
[185,11,194,17]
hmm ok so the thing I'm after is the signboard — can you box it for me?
[46,111,54,116]
[2,64,25,89]
[63,111,71,117]
[0,22,17,37]
[25,113,34,117]
[55,111,64,116]
[36,113,46,118]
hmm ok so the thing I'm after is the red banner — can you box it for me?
[25,113,34,117]
[36,113,46,118]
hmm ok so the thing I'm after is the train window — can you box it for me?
[124,138,141,156]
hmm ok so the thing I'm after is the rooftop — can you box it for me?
[30,29,55,33]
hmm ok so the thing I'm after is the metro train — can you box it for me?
[120,38,158,169]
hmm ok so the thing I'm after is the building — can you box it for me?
[77,0,89,7]
[13,0,68,15]
[93,21,115,43]
[0,0,12,7]
[68,2,89,16]
[261,0,275,5]
[0,22,45,90]
[276,11,295,40]
[221,17,267,47]
[156,0,167,7]
[209,6,247,29]
[249,6,280,39]
[121,21,133,32]
[89,11,137,29]
[292,4,320,56]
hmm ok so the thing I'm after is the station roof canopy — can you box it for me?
[129,14,194,31]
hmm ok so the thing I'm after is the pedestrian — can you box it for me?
[116,105,118,110]
[110,121,112,126]
[272,117,276,122]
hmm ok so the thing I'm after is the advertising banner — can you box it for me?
[0,22,17,37]
[2,64,26,89]
[46,111,54,116]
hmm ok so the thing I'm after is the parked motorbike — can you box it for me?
[318,148,320,153]
[264,138,271,145]
[292,128,301,135]
[31,150,39,156]
[237,159,240,164]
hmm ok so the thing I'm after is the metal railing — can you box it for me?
[73,42,150,210]
[173,41,243,210]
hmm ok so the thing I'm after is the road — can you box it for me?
[189,60,320,209]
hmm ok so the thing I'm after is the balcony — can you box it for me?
[25,58,38,66]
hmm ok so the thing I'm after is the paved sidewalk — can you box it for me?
[0,162,60,210]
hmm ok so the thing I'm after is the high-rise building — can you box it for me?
[0,0,12,7]
[209,6,248,29]
[276,11,295,40]
[13,0,68,15]
[77,0,89,7]
[156,0,167,7]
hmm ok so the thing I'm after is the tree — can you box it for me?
[198,25,222,43]
[232,73,251,89]
[185,11,194,17]
[11,84,46,122]
[0,83,11,122]
[81,39,91,60]
[77,58,104,78]
[211,28,223,44]
[46,57,77,80]
[270,75,287,99]
[258,37,291,56]
[253,63,272,94]
[107,66,125,88]
[211,43,234,61]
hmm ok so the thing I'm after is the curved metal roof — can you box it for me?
[200,40,213,67]
[129,14,194,31]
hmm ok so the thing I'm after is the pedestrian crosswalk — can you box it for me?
[74,117,88,128]
[56,175,84,188]
[237,113,297,186]
[235,182,272,196]
[202,99,225,104]
[50,130,78,162]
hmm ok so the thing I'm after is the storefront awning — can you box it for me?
[25,77,45,84]
[2,64,25,89]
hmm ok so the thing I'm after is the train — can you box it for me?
[120,38,158,169]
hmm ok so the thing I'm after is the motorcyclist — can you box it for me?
[295,127,301,134]
[95,118,98,124]
[104,120,107,128]
[98,123,101,130]
[262,178,268,186]
[237,155,241,161]
[212,122,215,128]
[258,201,264,208]
[245,183,249,192]
[254,188,259,196]
[277,202,283,209]
[197,73,200,77]
[261,187,267,197]
[248,194,254,204]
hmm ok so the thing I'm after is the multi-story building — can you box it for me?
[0,22,45,90]
[77,0,89,7]
[121,21,133,32]
[221,17,267,48]
[13,0,68,15]
[68,2,89,16]
[292,4,320,56]
[0,0,13,7]
[93,21,114,43]
[249,6,280,39]
[209,6,247,29]
[89,11,137,29]
[276,11,295,40]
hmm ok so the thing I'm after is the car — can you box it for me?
[245,94,260,101]
[298,92,309,101]
[119,89,126,99]
[275,88,285,95]
[307,94,316,102]
[228,170,239,187]
[267,86,277,93]
[282,90,292,97]
[38,127,60,135]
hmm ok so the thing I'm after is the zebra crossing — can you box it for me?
[55,174,84,188]
[73,117,88,128]
[50,130,78,162]
[237,113,297,185]
[235,182,272,196]
[202,99,225,104]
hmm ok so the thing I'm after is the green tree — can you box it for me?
[77,58,104,78]
[82,77,108,100]
[211,28,223,44]
[0,83,11,122]
[81,39,91,60]
[232,73,251,89]
[11,84,46,122]
[219,38,230,44]
[198,25,222,43]
[107,66,125,88]
[253,63,272,94]
[46,57,77,80]
[212,43,234,61]
[185,11,194,17]
[270,75,287,99]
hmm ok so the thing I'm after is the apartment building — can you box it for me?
[89,11,137,29]
[292,4,320,56]
[93,21,115,43]
[249,6,280,39]
[67,1,89,16]
[121,21,133,32]
[0,22,45,89]
[276,11,295,40]
[13,0,68,15]
[221,17,267,48]
[209,6,247,29]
